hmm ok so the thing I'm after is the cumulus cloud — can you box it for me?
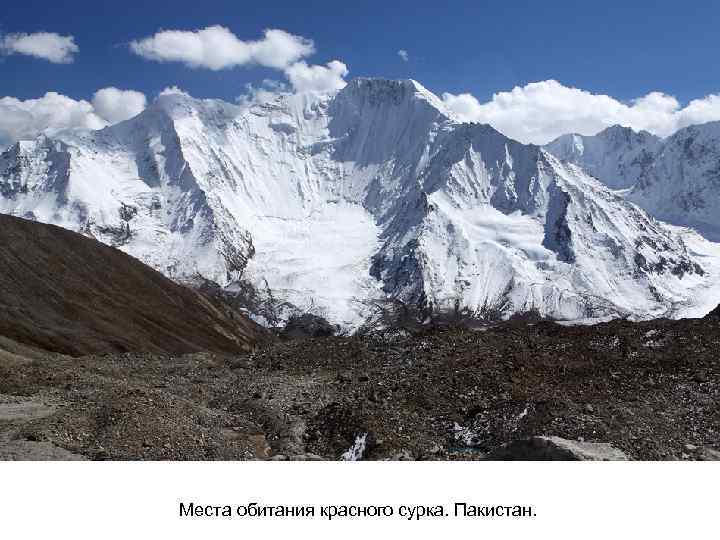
[441,80,720,144]
[677,94,720,128]
[1,32,78,63]
[130,26,314,70]
[131,25,349,94]
[158,86,190,97]
[0,88,147,147]
[91,87,147,124]
[236,80,289,107]
[0,93,103,146]
[284,60,348,93]
[398,49,409,62]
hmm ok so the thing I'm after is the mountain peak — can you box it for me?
[338,77,451,117]
[343,77,425,94]
[668,119,720,141]
[147,89,198,115]
[549,125,660,147]
[596,124,659,143]
[545,124,662,189]
[599,124,634,136]
[144,90,242,124]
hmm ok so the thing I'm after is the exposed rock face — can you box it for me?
[282,314,338,339]
[489,436,630,461]
[0,214,262,356]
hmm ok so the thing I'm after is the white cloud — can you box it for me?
[236,80,289,107]
[130,26,314,70]
[131,25,349,95]
[677,94,720,129]
[442,80,720,144]
[398,49,409,62]
[284,60,348,93]
[91,88,147,124]
[0,93,103,146]
[1,32,78,64]
[158,86,190,97]
[0,88,148,147]
[250,30,315,70]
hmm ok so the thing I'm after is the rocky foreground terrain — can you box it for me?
[2,312,719,461]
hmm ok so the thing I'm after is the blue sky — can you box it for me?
[3,0,719,102]
[2,0,720,145]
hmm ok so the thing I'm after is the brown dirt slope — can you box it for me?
[0,214,260,356]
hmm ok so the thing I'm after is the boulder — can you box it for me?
[697,447,720,461]
[490,436,630,461]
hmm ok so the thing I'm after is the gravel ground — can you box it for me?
[1,316,719,460]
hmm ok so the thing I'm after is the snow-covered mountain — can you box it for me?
[1,79,717,327]
[545,125,661,190]
[546,122,720,242]
[627,122,720,240]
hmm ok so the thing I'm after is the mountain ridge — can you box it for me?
[545,120,720,241]
[1,78,719,327]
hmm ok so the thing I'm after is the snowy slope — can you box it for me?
[546,122,720,243]
[378,133,706,321]
[545,125,661,189]
[627,122,720,240]
[0,79,716,327]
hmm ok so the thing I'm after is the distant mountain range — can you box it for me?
[546,121,720,240]
[2,78,720,328]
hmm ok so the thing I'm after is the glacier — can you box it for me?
[1,78,718,328]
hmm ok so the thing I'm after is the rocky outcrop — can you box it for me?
[282,314,338,339]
